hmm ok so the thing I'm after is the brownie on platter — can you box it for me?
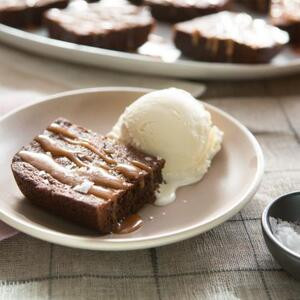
[44,1,155,52]
[0,0,69,28]
[145,0,232,23]
[128,0,144,5]
[174,11,289,63]
[271,0,300,44]
[239,0,270,14]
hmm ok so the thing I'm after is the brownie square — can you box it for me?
[0,0,69,28]
[145,0,232,23]
[174,11,289,63]
[44,1,155,51]
[11,118,164,233]
[271,0,300,44]
[239,0,271,14]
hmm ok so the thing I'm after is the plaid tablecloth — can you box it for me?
[1,44,300,300]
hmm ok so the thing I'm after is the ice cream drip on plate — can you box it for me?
[109,88,223,206]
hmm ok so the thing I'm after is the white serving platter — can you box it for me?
[1,0,300,81]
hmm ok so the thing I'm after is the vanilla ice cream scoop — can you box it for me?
[109,88,223,205]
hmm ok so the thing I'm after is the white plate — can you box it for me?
[0,87,264,250]
[0,12,300,80]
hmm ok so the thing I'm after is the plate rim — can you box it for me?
[0,87,265,250]
[0,23,300,80]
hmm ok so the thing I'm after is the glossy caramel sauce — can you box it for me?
[63,137,116,164]
[115,163,142,180]
[47,123,77,139]
[131,159,152,172]
[47,123,145,179]
[48,123,115,164]
[77,167,130,190]
[19,150,115,200]
[114,214,143,234]
[35,135,88,168]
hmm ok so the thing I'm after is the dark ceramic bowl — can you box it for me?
[262,192,300,280]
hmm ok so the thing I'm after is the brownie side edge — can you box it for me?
[43,12,154,51]
[174,28,285,64]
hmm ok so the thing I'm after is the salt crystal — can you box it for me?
[46,152,52,157]
[73,180,94,194]
[269,217,300,255]
[43,179,50,185]
[39,170,46,176]
[145,157,152,161]
[79,166,88,172]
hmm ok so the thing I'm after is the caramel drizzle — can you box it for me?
[114,214,143,234]
[95,161,110,170]
[37,132,143,183]
[90,185,116,200]
[48,123,114,164]
[19,151,116,200]
[47,123,77,139]
[77,167,131,190]
[63,137,116,165]
[35,135,88,168]
[47,123,151,178]
[26,122,156,201]
[36,134,131,190]
[115,163,142,180]
[131,160,152,172]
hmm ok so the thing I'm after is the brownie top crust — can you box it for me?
[0,0,66,10]
[175,11,289,48]
[146,0,229,8]
[45,1,154,35]
[271,0,300,24]
[13,118,164,203]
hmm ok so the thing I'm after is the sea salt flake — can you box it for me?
[43,179,50,185]
[38,170,46,176]
[73,180,94,194]
[79,166,88,172]
[145,157,152,161]
[270,217,300,255]
[46,152,52,157]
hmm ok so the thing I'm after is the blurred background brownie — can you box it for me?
[238,0,270,14]
[128,0,144,5]
[174,11,289,63]
[271,0,300,44]
[44,1,155,52]
[0,0,69,28]
[145,0,232,23]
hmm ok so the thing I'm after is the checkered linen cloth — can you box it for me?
[1,44,300,299]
